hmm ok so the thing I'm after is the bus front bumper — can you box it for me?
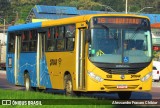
[85,76,152,92]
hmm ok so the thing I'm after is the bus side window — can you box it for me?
[29,30,37,52]
[8,33,15,52]
[55,26,64,39]
[22,31,29,52]
[22,42,29,51]
[55,26,65,51]
[66,38,74,50]
[47,28,55,51]
[58,26,64,38]
[65,25,75,37]
[57,39,64,50]
[65,24,75,51]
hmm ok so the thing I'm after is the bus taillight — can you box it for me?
[153,46,159,51]
[157,71,159,74]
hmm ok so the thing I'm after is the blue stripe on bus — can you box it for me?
[8,22,42,32]
[6,53,52,88]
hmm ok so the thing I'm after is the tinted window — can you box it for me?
[21,30,37,52]
[8,33,15,53]
[46,24,76,52]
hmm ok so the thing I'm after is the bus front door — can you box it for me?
[76,29,86,90]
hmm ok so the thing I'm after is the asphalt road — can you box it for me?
[0,70,160,99]
[0,71,24,90]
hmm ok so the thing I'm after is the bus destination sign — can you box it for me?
[95,17,141,25]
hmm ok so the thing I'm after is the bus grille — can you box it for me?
[99,68,143,74]
[104,85,139,90]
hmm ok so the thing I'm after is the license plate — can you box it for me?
[117,85,128,89]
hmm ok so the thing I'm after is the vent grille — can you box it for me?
[99,67,143,74]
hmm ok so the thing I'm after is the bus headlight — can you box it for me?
[141,72,152,82]
[88,72,103,82]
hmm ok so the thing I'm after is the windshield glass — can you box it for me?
[89,17,152,63]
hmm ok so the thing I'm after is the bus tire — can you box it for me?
[24,74,32,91]
[64,74,73,96]
[118,91,132,100]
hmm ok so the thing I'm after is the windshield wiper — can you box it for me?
[98,23,109,29]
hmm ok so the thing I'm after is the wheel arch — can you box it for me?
[64,71,71,77]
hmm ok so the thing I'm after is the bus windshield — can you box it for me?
[89,17,152,63]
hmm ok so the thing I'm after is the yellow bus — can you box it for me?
[7,14,152,99]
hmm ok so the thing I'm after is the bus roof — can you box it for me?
[41,13,150,27]
[8,22,42,32]
[7,14,149,32]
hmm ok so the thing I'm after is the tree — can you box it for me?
[0,0,13,25]
[0,0,11,16]
[58,0,104,10]
[0,0,159,25]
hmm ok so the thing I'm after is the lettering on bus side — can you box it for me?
[131,75,141,78]
[106,75,112,78]
[50,59,57,66]
[50,58,62,66]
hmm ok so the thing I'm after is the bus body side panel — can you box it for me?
[45,52,76,90]
[6,54,15,84]
[6,51,52,88]
[39,56,52,88]
[19,53,37,86]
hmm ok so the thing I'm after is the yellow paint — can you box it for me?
[85,59,152,92]
[45,51,76,89]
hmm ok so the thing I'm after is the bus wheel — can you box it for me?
[118,91,132,100]
[64,74,73,96]
[24,74,32,91]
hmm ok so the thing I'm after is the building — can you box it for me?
[151,23,160,51]
[25,5,106,23]
[25,5,160,24]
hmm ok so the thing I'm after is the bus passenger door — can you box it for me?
[76,29,85,90]
[37,32,43,88]
[14,35,21,85]
[37,31,48,89]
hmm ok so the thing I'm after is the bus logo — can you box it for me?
[50,59,57,66]
[2,100,11,105]
[50,58,62,66]
[123,57,129,63]
[120,74,125,80]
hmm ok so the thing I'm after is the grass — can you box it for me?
[0,89,67,99]
[0,89,113,108]
[0,89,158,108]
